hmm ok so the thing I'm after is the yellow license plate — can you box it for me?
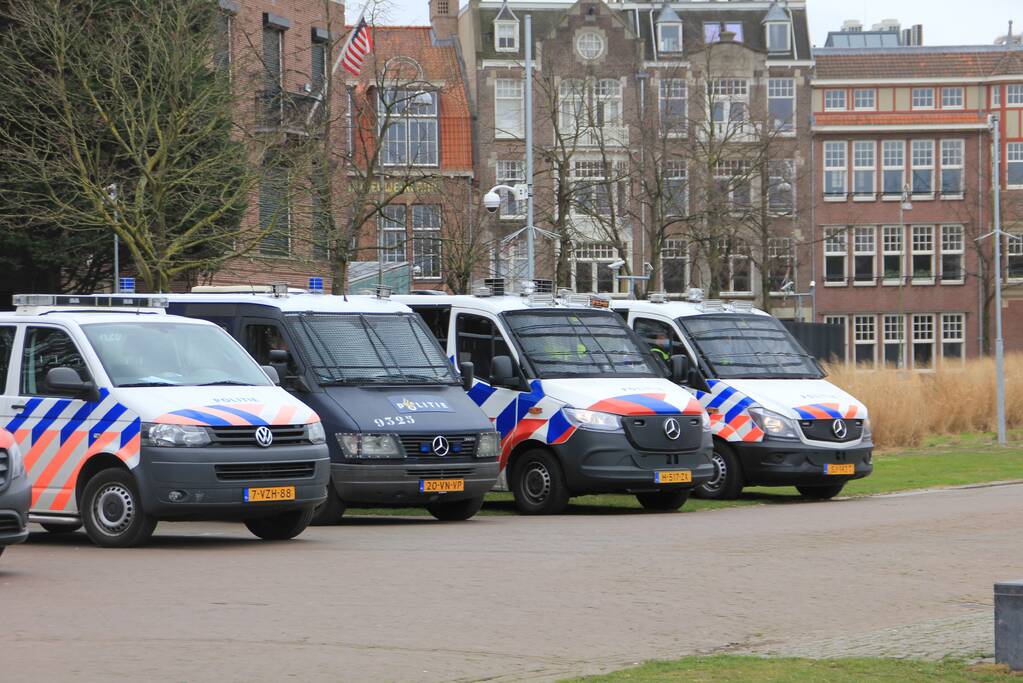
[655,470,692,484]
[420,479,465,493]
[825,463,856,476]
[244,486,296,502]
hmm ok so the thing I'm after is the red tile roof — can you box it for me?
[815,48,1023,80]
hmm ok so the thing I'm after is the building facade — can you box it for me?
[811,45,1023,365]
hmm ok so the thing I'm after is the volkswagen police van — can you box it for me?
[0,294,330,547]
[613,294,872,500]
[396,283,714,514]
[0,431,29,559]
[166,283,500,523]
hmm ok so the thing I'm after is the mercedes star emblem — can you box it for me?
[255,426,274,448]
[832,418,848,440]
[432,435,450,456]
[663,418,682,441]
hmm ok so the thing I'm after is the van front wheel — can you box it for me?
[81,468,157,548]
[310,480,346,526]
[245,507,314,541]
[511,450,569,515]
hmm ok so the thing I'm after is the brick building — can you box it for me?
[811,44,1023,366]
[457,0,815,317]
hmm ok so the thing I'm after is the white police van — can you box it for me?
[397,282,714,515]
[0,294,330,547]
[166,283,500,523]
[613,294,872,500]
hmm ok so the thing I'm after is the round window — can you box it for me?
[576,32,605,60]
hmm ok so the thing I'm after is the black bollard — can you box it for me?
[996,581,1023,671]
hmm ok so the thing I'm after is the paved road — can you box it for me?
[3,484,1022,682]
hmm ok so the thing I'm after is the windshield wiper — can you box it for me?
[198,380,253,386]
[118,381,180,387]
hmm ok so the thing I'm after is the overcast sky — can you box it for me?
[354,0,1021,48]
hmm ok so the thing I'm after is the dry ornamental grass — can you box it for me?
[824,355,1023,448]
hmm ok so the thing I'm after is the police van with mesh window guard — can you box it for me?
[0,294,330,547]
[396,280,715,515]
[166,282,500,523]
[612,292,873,501]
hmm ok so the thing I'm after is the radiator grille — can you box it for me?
[399,433,478,458]
[214,461,317,481]
[209,425,309,447]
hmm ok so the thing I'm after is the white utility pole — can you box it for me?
[524,14,535,281]
[992,114,1008,446]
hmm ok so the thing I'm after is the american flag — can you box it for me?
[341,19,373,77]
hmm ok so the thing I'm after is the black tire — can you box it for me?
[0,546,5,559]
[41,522,82,534]
[510,449,570,515]
[245,507,315,541]
[796,483,846,500]
[80,467,157,548]
[695,442,744,500]
[310,479,346,526]
[427,495,485,521]
[635,490,690,511]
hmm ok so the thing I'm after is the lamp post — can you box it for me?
[897,183,913,368]
[105,183,120,293]
[991,114,1007,446]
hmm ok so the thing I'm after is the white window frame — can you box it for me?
[379,204,406,264]
[494,20,519,52]
[494,78,524,139]
[765,21,790,53]
[941,313,965,365]
[767,237,795,294]
[709,79,749,137]
[768,159,795,213]
[714,159,752,213]
[911,224,935,284]
[853,314,877,369]
[993,85,1001,107]
[575,31,605,61]
[911,87,935,110]
[767,78,795,134]
[941,86,964,109]
[1007,84,1023,106]
[911,139,935,197]
[663,160,688,217]
[853,226,876,286]
[1007,142,1023,189]
[940,224,965,284]
[912,313,936,370]
[824,315,849,364]
[411,204,442,280]
[824,228,847,286]
[657,21,683,54]
[823,141,847,200]
[719,239,752,296]
[882,313,905,369]
[853,88,876,111]
[852,140,876,199]
[882,140,906,198]
[572,242,619,294]
[881,225,904,286]
[940,139,965,198]
[659,79,687,136]
[824,89,847,112]
[661,239,689,293]
[1006,232,1023,282]
[496,160,525,219]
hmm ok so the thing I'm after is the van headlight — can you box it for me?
[862,416,873,440]
[701,411,712,432]
[142,423,212,447]
[6,445,25,480]
[748,407,799,440]
[336,433,403,458]
[476,431,500,458]
[563,408,623,432]
[306,422,326,445]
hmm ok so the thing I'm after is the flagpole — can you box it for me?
[305,4,369,126]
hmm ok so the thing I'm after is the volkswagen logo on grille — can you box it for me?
[432,435,450,456]
[254,426,274,448]
[663,418,682,441]
[832,419,848,440]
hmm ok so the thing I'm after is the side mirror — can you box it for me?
[491,355,518,388]
[261,365,282,386]
[687,368,703,389]
[669,354,690,384]
[44,367,100,402]
[459,361,475,391]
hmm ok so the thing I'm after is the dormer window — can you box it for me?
[658,22,682,53]
[495,21,518,52]
[766,22,790,52]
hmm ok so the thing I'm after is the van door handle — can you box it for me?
[12,404,26,411]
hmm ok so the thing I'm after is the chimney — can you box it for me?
[431,0,458,40]
[901,24,923,46]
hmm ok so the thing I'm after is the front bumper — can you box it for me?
[553,429,715,494]
[136,444,330,520]
[733,438,873,486]
[331,458,500,506]
[0,475,31,546]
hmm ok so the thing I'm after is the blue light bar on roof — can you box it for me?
[13,294,168,308]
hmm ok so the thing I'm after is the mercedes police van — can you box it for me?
[396,282,714,515]
[0,431,29,559]
[0,294,330,547]
[613,294,872,501]
[166,283,500,523]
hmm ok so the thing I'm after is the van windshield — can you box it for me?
[83,322,272,387]
[678,314,824,380]
[286,313,458,385]
[503,309,660,379]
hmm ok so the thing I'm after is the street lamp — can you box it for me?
[104,183,121,293]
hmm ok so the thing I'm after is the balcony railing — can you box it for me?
[255,90,324,132]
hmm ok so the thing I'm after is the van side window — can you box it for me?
[0,326,15,392]
[245,323,298,374]
[21,327,91,396]
[416,307,451,347]
[455,314,510,381]
[633,317,685,361]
